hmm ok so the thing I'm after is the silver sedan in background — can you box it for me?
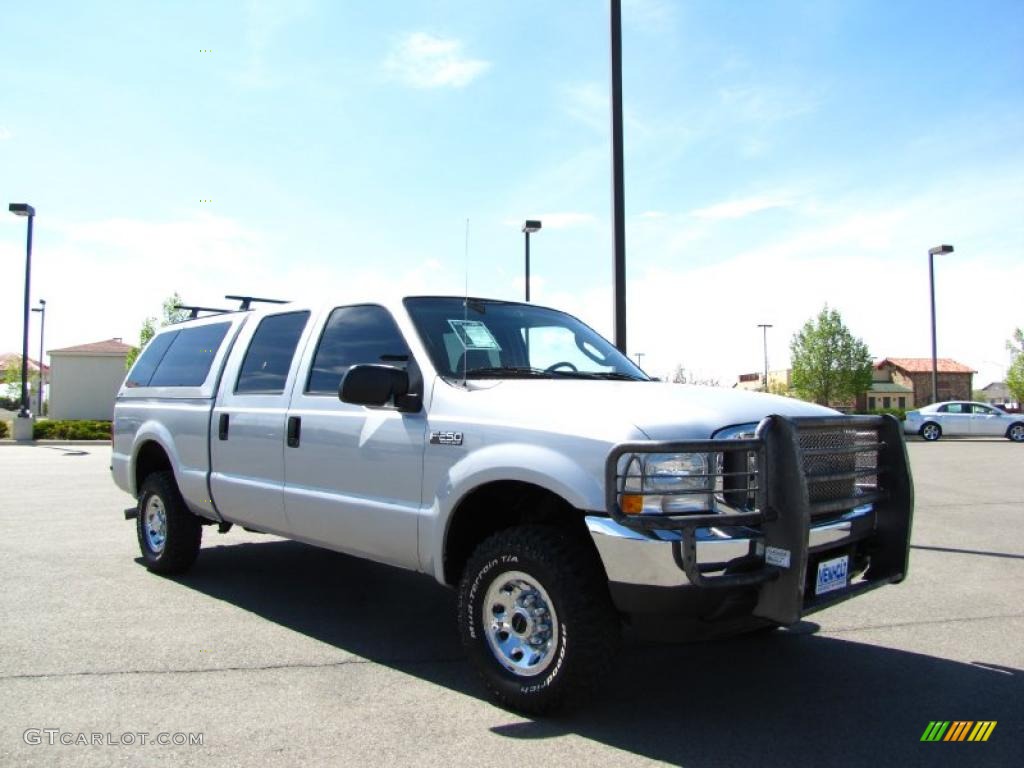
[904,401,1024,442]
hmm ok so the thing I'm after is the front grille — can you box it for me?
[797,424,882,518]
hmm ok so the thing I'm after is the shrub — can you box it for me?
[33,420,112,440]
[0,421,8,439]
[858,407,907,421]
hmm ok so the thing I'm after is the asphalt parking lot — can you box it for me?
[0,440,1021,767]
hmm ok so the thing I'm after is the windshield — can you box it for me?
[403,297,648,381]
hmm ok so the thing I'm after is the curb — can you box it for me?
[0,440,112,447]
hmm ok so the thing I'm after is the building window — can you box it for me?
[883,396,891,409]
[898,397,906,409]
[868,397,876,410]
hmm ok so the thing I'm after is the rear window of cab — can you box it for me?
[126,322,230,387]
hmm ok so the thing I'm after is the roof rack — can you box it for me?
[173,304,233,320]
[225,295,290,310]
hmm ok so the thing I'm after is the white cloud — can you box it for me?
[231,0,313,89]
[718,85,819,124]
[385,33,490,89]
[690,194,792,221]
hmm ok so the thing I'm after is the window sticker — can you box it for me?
[447,319,502,351]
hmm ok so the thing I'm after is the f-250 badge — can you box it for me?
[429,431,464,446]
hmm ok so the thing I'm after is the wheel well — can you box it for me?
[442,481,597,586]
[134,441,173,496]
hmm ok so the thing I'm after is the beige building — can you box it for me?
[48,338,134,420]
[734,370,792,394]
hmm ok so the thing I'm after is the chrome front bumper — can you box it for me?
[586,503,875,589]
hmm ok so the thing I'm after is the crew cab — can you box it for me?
[112,295,914,713]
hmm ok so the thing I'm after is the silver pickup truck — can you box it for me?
[112,295,914,713]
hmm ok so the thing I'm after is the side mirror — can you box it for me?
[339,365,412,409]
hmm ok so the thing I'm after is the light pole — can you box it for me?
[928,244,954,403]
[757,323,773,392]
[610,0,627,353]
[32,299,46,416]
[9,203,36,420]
[522,220,541,301]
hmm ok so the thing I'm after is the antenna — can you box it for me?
[463,218,469,389]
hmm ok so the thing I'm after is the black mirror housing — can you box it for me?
[339,365,411,408]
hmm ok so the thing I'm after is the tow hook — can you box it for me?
[123,506,138,521]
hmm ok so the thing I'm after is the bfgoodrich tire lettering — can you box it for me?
[457,525,619,714]
[136,471,202,574]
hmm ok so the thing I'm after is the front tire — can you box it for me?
[920,422,942,441]
[136,471,202,574]
[457,526,619,715]
[1008,423,1024,443]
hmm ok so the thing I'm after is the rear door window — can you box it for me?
[235,312,310,394]
[148,322,231,387]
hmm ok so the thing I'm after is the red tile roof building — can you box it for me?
[874,357,976,406]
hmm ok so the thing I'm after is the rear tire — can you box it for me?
[136,471,202,574]
[920,422,941,441]
[1008,423,1024,443]
[457,525,620,715]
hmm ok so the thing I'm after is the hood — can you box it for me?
[439,378,836,441]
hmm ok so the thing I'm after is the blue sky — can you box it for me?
[2,0,1022,386]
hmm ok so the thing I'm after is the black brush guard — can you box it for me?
[604,415,914,625]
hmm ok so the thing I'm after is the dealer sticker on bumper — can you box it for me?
[815,555,849,596]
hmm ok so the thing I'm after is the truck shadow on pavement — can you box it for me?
[173,539,1022,768]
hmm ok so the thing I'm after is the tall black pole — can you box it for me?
[19,215,34,417]
[610,0,627,353]
[34,301,46,416]
[524,231,531,302]
[929,250,937,403]
[758,323,772,392]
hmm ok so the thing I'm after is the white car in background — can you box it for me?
[904,401,1024,442]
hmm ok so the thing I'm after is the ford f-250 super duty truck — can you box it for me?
[112,295,913,713]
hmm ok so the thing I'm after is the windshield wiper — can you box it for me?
[463,366,553,379]
[576,371,646,381]
[463,367,645,381]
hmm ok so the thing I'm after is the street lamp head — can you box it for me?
[9,203,36,217]
[522,220,542,234]
[928,244,954,256]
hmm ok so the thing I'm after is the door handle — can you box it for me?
[218,413,229,440]
[287,416,301,447]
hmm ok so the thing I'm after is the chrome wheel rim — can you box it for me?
[1011,425,1024,442]
[143,496,167,554]
[483,571,559,678]
[922,424,939,440]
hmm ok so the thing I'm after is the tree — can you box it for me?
[1007,328,1024,405]
[125,293,189,369]
[2,355,24,399]
[789,305,873,405]
[669,364,720,387]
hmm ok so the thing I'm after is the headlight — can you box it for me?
[619,452,712,515]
